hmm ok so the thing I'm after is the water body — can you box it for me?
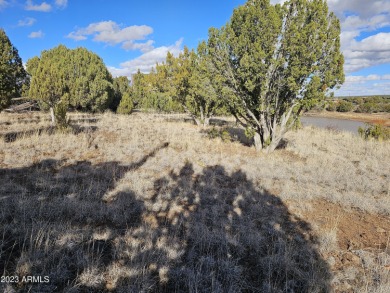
[300,116,367,134]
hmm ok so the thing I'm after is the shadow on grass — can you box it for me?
[0,142,169,292]
[1,124,99,143]
[143,163,331,292]
[2,127,55,143]
[0,151,330,292]
[69,117,100,124]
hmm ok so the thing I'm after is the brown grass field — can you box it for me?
[0,111,389,292]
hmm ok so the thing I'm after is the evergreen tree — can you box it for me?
[112,76,132,112]
[28,45,70,125]
[28,45,115,125]
[117,92,134,114]
[187,42,223,126]
[208,0,344,152]
[68,47,114,112]
[0,29,28,111]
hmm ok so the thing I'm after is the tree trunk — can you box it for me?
[203,117,210,127]
[49,107,56,126]
[253,132,262,152]
[267,136,282,153]
[193,117,201,126]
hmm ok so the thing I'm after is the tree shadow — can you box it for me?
[0,142,169,292]
[1,125,99,143]
[142,163,331,292]
[68,117,100,124]
[2,127,55,143]
[225,126,253,146]
[1,151,330,292]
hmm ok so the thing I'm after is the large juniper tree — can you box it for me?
[0,29,28,111]
[170,45,223,126]
[68,47,114,112]
[28,45,70,125]
[28,45,114,125]
[208,0,344,152]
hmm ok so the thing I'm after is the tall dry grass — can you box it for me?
[0,111,389,292]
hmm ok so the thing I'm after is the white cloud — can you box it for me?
[67,21,154,51]
[334,74,390,96]
[0,0,8,10]
[17,17,36,27]
[55,0,67,8]
[25,0,52,12]
[66,32,87,41]
[28,30,44,38]
[345,74,390,83]
[108,38,183,77]
[343,32,390,72]
[122,40,155,53]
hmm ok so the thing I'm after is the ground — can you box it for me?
[0,111,389,292]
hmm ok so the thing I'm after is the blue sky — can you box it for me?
[1,0,389,96]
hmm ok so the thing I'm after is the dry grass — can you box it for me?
[0,111,389,292]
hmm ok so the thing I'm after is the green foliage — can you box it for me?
[28,45,114,115]
[29,45,70,112]
[54,100,69,130]
[0,29,28,111]
[326,101,337,111]
[133,68,182,113]
[354,96,390,113]
[206,127,232,142]
[336,100,353,112]
[117,93,134,114]
[355,102,375,113]
[244,127,256,139]
[112,76,131,112]
[208,0,344,151]
[358,124,390,141]
[67,47,114,112]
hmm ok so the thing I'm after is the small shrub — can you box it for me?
[326,101,337,111]
[206,127,232,142]
[54,101,69,130]
[117,93,134,114]
[220,129,232,142]
[355,102,376,113]
[358,124,390,140]
[336,100,353,112]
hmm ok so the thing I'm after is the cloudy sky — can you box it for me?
[1,0,389,96]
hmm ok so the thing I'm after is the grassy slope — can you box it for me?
[0,112,389,292]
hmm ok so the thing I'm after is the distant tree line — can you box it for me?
[327,96,390,113]
[1,0,347,152]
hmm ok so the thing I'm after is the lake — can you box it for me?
[300,116,367,134]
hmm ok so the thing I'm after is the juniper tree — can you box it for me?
[112,76,132,112]
[186,42,223,126]
[117,92,134,114]
[171,45,223,126]
[28,45,115,125]
[0,29,27,111]
[29,45,70,125]
[208,0,344,152]
[68,47,114,112]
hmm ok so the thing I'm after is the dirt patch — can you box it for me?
[304,200,390,251]
[291,199,390,292]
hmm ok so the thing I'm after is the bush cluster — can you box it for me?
[358,124,390,140]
